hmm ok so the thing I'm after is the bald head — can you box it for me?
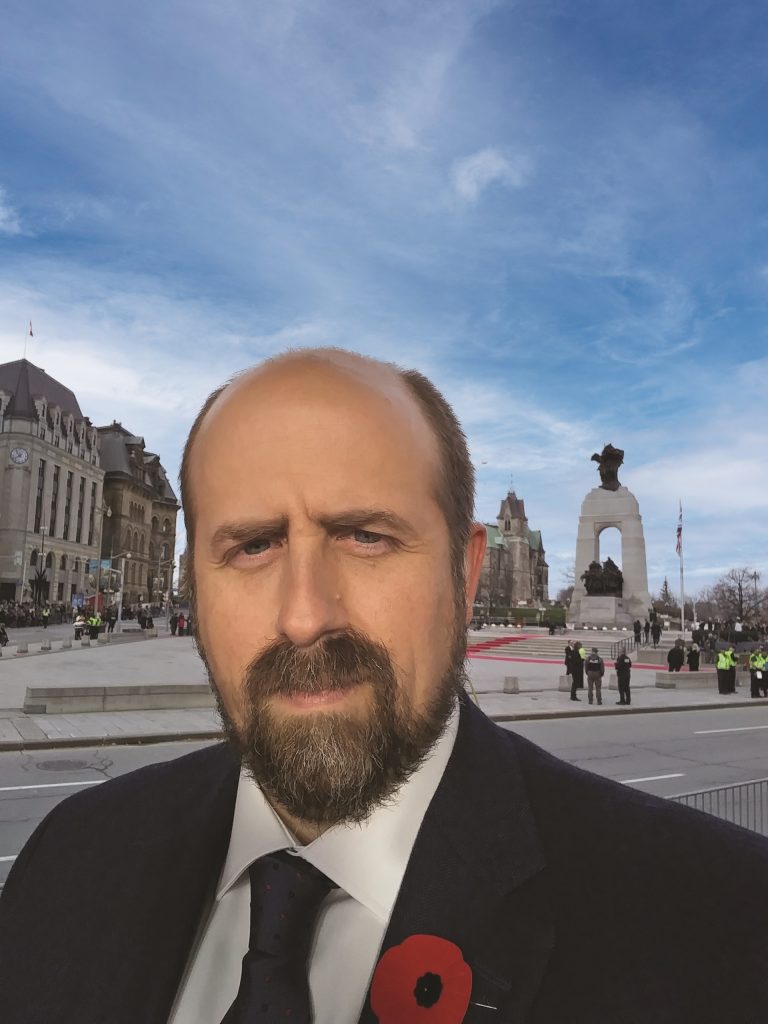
[179,346,477,598]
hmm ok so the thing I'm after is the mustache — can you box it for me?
[243,629,398,699]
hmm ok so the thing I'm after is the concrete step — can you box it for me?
[23,683,215,714]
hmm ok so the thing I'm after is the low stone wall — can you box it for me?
[655,670,719,689]
[23,683,216,714]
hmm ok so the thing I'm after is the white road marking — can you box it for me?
[0,780,105,793]
[620,773,686,784]
[0,855,17,862]
[694,725,768,735]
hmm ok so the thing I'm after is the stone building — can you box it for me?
[97,422,179,608]
[476,491,549,610]
[0,358,105,604]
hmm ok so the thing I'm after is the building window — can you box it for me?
[74,558,80,573]
[49,465,60,538]
[63,472,73,540]
[87,481,97,545]
[76,477,85,543]
[60,554,67,570]
[45,552,53,569]
[139,534,145,554]
[57,582,64,601]
[30,549,38,567]
[34,460,46,533]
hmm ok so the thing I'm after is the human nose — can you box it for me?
[274,541,347,648]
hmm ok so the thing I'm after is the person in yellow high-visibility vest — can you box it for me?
[749,648,768,699]
[716,645,737,695]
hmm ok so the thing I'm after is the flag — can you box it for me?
[28,321,33,337]
[675,502,683,557]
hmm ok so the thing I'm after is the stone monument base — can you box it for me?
[572,596,634,629]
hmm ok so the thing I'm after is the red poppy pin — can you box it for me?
[370,934,473,1024]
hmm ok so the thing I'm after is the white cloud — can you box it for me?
[0,186,22,235]
[452,147,530,202]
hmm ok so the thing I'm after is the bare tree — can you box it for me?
[710,567,762,621]
[556,564,575,606]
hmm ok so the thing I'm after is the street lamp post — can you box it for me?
[113,552,132,634]
[93,503,112,615]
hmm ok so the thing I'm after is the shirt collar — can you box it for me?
[216,700,460,924]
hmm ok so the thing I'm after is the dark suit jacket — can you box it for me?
[2,696,768,1023]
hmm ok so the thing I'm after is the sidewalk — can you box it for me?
[0,628,757,751]
[0,685,765,751]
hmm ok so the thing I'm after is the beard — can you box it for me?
[198,610,469,828]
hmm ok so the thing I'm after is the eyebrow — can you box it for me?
[209,508,419,549]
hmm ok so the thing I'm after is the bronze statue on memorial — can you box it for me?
[580,557,624,597]
[591,443,624,491]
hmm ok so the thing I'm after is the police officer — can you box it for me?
[87,611,102,641]
[716,645,737,695]
[749,647,767,699]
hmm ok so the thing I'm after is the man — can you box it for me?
[569,640,585,701]
[643,618,650,643]
[615,647,632,705]
[633,619,641,645]
[563,639,574,679]
[749,647,767,700]
[651,618,662,648]
[2,348,768,1024]
[717,644,738,695]
[87,609,101,641]
[667,640,685,673]
[584,646,604,705]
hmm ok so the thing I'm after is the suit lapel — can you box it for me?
[111,743,240,1024]
[358,698,554,1024]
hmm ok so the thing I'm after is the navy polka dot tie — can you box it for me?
[220,851,336,1024]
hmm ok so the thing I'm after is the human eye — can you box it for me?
[228,536,277,565]
[354,529,383,545]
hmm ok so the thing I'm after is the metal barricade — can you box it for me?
[670,778,768,837]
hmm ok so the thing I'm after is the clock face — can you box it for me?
[10,447,29,465]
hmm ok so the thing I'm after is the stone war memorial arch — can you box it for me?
[570,444,652,628]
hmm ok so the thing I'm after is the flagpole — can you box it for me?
[684,497,688,634]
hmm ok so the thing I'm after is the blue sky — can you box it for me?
[1,0,766,597]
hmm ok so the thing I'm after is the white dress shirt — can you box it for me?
[169,702,459,1024]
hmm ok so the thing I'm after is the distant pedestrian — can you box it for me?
[667,641,685,673]
[585,647,605,705]
[185,612,193,637]
[570,641,585,701]
[42,606,50,629]
[74,613,86,640]
[177,612,186,636]
[633,619,642,645]
[644,619,651,644]
[686,643,700,672]
[615,649,632,705]
[651,621,662,648]
[170,612,179,636]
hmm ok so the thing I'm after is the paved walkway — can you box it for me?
[0,626,754,751]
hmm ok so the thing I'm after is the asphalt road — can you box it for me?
[1,706,767,885]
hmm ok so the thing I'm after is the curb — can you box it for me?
[0,729,225,753]
[1,698,767,750]
[487,697,768,722]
